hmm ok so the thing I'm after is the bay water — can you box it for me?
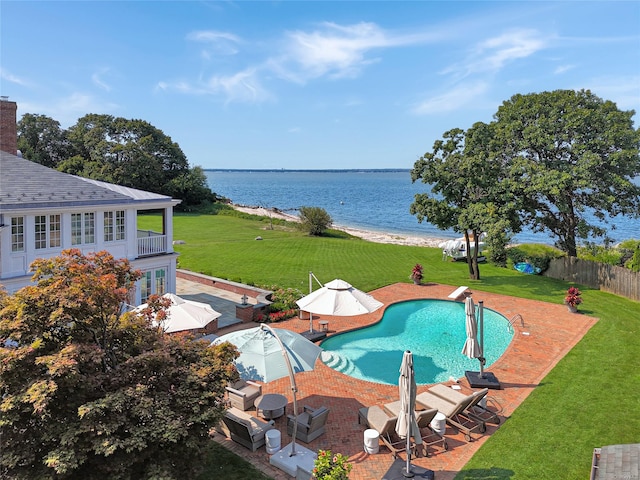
[205,170,639,246]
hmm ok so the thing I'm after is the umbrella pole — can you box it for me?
[479,300,485,378]
[404,364,414,478]
[261,324,299,456]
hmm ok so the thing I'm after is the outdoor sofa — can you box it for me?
[217,406,275,451]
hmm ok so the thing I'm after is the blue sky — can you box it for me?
[2,1,639,170]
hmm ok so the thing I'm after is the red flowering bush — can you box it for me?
[410,263,424,282]
[564,287,583,307]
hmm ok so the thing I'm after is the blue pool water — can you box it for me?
[320,299,513,386]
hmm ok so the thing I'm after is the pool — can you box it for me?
[320,299,513,385]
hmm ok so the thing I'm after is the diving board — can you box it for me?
[448,286,470,300]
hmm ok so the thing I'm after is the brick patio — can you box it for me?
[212,282,598,479]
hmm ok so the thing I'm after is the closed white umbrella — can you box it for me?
[461,295,482,360]
[135,293,221,334]
[396,350,421,477]
[296,277,383,332]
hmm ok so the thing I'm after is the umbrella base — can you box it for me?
[383,458,434,479]
[300,330,327,342]
[269,442,317,477]
[465,370,501,389]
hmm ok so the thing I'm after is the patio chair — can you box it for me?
[416,385,486,442]
[287,405,330,443]
[217,407,275,451]
[226,379,262,411]
[358,405,408,458]
[415,408,448,457]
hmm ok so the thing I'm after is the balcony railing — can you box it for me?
[137,230,167,256]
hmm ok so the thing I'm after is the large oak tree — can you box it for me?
[493,89,640,256]
[0,250,237,480]
[411,123,521,279]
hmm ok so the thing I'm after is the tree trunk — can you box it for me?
[464,231,481,280]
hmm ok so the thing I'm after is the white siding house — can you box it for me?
[0,150,181,305]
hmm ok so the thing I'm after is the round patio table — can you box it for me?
[254,393,288,420]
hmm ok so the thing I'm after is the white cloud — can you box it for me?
[187,30,242,59]
[288,127,301,133]
[272,21,440,83]
[0,68,32,87]
[554,64,575,75]
[92,68,112,91]
[19,93,119,127]
[442,29,548,79]
[157,68,271,104]
[412,82,489,115]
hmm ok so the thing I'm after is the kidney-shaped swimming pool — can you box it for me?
[320,299,513,385]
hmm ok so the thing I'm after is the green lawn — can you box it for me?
[142,211,640,479]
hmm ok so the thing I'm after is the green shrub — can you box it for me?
[298,206,333,236]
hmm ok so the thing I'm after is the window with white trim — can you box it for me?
[104,210,125,242]
[72,212,96,245]
[115,210,125,240]
[155,269,166,296]
[140,271,152,303]
[35,214,61,249]
[11,217,24,252]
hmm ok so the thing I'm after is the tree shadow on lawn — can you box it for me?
[479,273,573,298]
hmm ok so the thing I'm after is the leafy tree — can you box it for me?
[17,113,217,208]
[298,206,333,236]
[0,250,237,480]
[17,113,72,168]
[493,89,640,257]
[411,124,521,280]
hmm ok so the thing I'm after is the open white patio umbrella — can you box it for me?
[396,350,422,477]
[212,325,322,456]
[296,276,383,332]
[135,293,221,334]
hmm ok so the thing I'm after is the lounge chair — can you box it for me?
[287,405,330,443]
[429,384,500,425]
[415,408,448,457]
[217,407,275,451]
[226,379,262,411]
[358,405,407,458]
[416,385,486,442]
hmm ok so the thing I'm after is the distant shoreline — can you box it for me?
[206,168,410,173]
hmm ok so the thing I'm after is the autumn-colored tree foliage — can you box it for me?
[0,250,238,480]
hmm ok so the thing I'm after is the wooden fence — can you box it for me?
[545,257,640,302]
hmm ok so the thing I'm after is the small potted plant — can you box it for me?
[564,286,583,313]
[410,263,424,285]
[313,449,352,479]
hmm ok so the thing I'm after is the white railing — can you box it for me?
[137,233,167,256]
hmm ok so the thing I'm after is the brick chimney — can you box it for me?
[0,97,18,155]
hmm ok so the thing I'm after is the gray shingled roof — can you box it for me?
[0,151,175,210]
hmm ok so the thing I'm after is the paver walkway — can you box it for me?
[197,281,597,479]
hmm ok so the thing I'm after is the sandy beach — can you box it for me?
[231,204,447,247]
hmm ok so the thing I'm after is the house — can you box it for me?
[0,98,181,304]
